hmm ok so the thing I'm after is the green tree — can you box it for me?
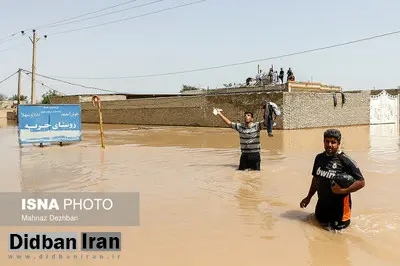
[223,83,233,88]
[180,84,202,93]
[9,94,28,101]
[41,90,60,104]
[0,93,6,101]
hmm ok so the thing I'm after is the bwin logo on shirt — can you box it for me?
[316,167,336,179]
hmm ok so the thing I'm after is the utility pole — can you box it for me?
[30,30,37,104]
[17,68,21,105]
[28,30,47,104]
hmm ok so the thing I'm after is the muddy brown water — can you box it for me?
[0,118,399,265]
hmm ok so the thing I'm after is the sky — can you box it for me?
[1,0,400,100]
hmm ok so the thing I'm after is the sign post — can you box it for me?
[17,104,82,146]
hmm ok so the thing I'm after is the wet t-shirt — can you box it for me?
[311,151,364,222]
[231,121,263,154]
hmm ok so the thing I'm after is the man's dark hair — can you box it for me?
[324,129,341,142]
[244,111,253,118]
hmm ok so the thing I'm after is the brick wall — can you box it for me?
[50,96,81,104]
[81,92,284,128]
[282,91,370,129]
[181,84,287,95]
[80,95,127,102]
[54,90,371,129]
[50,95,126,104]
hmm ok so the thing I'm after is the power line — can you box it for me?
[22,69,125,94]
[34,78,65,96]
[0,70,18,85]
[0,32,21,44]
[0,0,140,45]
[0,0,204,49]
[48,0,207,36]
[16,73,64,102]
[34,0,139,30]
[0,32,24,46]
[42,0,166,30]
[0,42,28,54]
[48,28,400,80]
[0,0,203,46]
[24,71,62,93]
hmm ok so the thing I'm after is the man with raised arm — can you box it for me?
[215,109,264,171]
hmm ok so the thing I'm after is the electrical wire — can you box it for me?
[48,0,206,36]
[42,0,166,29]
[0,33,25,48]
[0,0,203,47]
[16,73,64,102]
[46,28,400,80]
[34,0,139,30]
[0,46,18,53]
[31,75,64,95]
[0,43,28,54]
[0,71,18,85]
[0,32,22,45]
[0,0,141,44]
[21,69,125,94]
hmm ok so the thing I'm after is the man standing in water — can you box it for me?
[215,109,263,171]
[300,129,365,230]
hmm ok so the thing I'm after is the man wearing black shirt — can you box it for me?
[279,68,284,84]
[300,129,365,230]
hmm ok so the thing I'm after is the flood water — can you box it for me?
[0,117,399,265]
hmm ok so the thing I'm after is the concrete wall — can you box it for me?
[81,92,284,128]
[181,84,287,95]
[0,100,26,108]
[80,95,126,102]
[50,96,81,104]
[0,101,13,108]
[0,109,15,119]
[181,81,341,95]
[52,90,371,129]
[0,109,7,118]
[50,95,127,104]
[282,91,370,129]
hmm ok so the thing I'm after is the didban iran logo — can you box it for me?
[9,232,121,252]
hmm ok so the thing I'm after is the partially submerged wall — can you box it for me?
[0,109,15,120]
[50,96,81,104]
[81,92,284,128]
[50,95,126,104]
[282,91,370,129]
[53,90,371,129]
